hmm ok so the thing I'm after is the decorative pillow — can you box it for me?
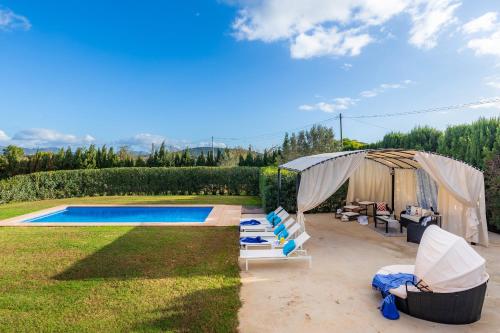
[410,206,418,216]
[376,202,387,211]
[421,209,432,217]
[283,239,296,256]
[406,205,411,215]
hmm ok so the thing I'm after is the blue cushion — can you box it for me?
[283,240,296,256]
[273,224,285,236]
[266,211,276,222]
[278,228,289,240]
[271,215,282,227]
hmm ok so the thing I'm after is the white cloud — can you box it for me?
[229,0,460,59]
[341,63,353,71]
[119,133,166,146]
[462,12,500,58]
[116,133,168,151]
[299,98,358,113]
[360,80,414,98]
[7,128,95,148]
[485,76,500,89]
[467,31,500,57]
[407,0,461,49]
[462,12,498,34]
[300,79,414,113]
[197,141,227,148]
[0,7,31,31]
[290,27,372,59]
[0,130,10,142]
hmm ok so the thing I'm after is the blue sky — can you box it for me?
[0,0,499,151]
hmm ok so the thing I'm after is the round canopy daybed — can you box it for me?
[278,149,489,246]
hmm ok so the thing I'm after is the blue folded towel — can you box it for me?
[277,228,289,240]
[240,219,261,226]
[273,223,285,235]
[266,211,276,222]
[271,215,282,227]
[240,236,268,244]
[372,273,415,320]
[283,239,296,255]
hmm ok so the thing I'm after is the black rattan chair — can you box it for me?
[394,281,488,324]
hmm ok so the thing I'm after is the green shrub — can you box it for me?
[0,167,260,203]
[259,166,347,213]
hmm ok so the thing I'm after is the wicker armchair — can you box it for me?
[395,280,487,324]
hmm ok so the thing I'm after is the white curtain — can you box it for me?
[414,152,488,246]
[394,169,418,216]
[297,152,367,228]
[346,159,391,206]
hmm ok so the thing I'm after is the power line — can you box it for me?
[214,97,500,145]
[342,98,500,119]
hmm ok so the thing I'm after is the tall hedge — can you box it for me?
[259,167,347,213]
[0,167,260,203]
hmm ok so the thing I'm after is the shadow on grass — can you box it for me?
[53,226,239,280]
[133,285,241,333]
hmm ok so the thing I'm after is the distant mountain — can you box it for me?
[0,146,63,155]
[0,145,255,160]
[186,147,225,157]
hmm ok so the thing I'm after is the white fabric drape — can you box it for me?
[414,152,488,246]
[346,159,391,205]
[394,169,418,215]
[297,152,367,228]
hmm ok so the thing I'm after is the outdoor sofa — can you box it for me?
[399,208,440,244]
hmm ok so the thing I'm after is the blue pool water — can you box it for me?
[24,206,213,223]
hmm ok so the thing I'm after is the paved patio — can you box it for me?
[238,213,500,333]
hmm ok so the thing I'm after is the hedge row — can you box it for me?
[259,167,347,213]
[0,167,260,202]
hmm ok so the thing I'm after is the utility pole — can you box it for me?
[211,136,214,158]
[339,113,343,149]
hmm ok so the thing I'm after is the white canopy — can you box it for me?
[279,149,489,246]
[415,225,488,292]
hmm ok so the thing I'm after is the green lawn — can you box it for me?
[0,226,240,332]
[0,195,258,332]
[0,195,260,220]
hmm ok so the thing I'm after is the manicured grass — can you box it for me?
[0,195,260,220]
[0,226,241,332]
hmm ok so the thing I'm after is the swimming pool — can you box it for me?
[24,206,213,223]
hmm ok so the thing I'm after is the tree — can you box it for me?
[281,125,337,161]
[196,152,206,166]
[3,145,25,177]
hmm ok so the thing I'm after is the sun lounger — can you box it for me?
[240,218,296,238]
[240,232,312,271]
[240,223,301,249]
[240,210,290,232]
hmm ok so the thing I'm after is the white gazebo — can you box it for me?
[278,149,489,246]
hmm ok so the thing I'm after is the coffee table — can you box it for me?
[341,211,360,221]
[375,215,402,233]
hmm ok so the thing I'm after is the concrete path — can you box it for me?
[238,213,500,333]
